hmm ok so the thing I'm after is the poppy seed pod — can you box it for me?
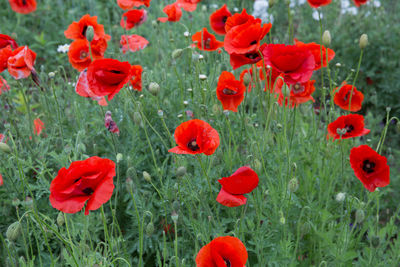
[6,221,21,241]
[85,26,95,42]
[57,212,65,226]
[359,34,368,49]
[0,142,11,153]
[322,30,331,47]
[172,49,184,60]
[143,171,152,182]
[148,82,160,95]
[176,166,187,177]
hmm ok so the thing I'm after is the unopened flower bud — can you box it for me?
[116,153,123,163]
[171,211,179,223]
[172,49,184,60]
[85,26,95,42]
[281,83,291,97]
[288,178,299,193]
[143,171,152,182]
[242,72,251,87]
[359,34,368,49]
[148,82,160,96]
[6,221,21,241]
[126,167,138,180]
[254,159,262,173]
[355,209,365,223]
[133,111,142,127]
[371,236,380,248]
[146,222,155,236]
[176,166,187,177]
[212,103,221,115]
[322,30,331,47]
[0,142,11,153]
[57,212,65,226]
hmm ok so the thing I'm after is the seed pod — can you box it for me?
[171,211,179,223]
[288,178,299,193]
[242,72,251,87]
[172,49,184,60]
[0,142,11,153]
[85,26,95,42]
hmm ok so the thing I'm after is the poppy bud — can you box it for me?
[48,72,56,78]
[322,30,331,47]
[172,49,184,59]
[126,167,138,180]
[143,171,152,182]
[279,214,286,225]
[371,236,380,248]
[282,83,291,97]
[355,209,365,223]
[171,211,179,223]
[0,142,11,153]
[19,256,26,266]
[57,212,65,226]
[116,153,123,163]
[288,178,299,193]
[148,82,160,95]
[146,222,155,236]
[335,192,346,202]
[212,103,222,115]
[359,34,368,49]
[176,166,187,177]
[242,72,252,87]
[254,159,262,173]
[85,26,95,42]
[6,221,21,241]
[133,111,143,127]
[157,110,164,117]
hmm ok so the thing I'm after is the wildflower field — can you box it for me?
[1,0,400,266]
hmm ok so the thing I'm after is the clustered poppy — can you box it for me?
[333,82,364,112]
[120,9,147,30]
[75,69,107,106]
[0,34,18,50]
[216,166,259,207]
[192,28,224,51]
[50,156,116,215]
[350,145,390,192]
[8,0,37,14]
[294,39,335,70]
[64,14,111,41]
[0,174,3,186]
[196,236,248,267]
[274,79,316,108]
[169,119,220,155]
[68,38,108,71]
[7,46,37,80]
[216,71,246,112]
[129,65,143,91]
[327,114,370,140]
[120,34,149,53]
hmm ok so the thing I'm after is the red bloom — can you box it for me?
[229,43,267,70]
[196,236,248,267]
[75,70,107,106]
[33,118,44,136]
[333,82,364,112]
[120,9,147,30]
[158,3,182,23]
[216,71,245,112]
[87,58,132,100]
[350,145,390,192]
[176,0,201,12]
[307,0,332,8]
[224,20,271,55]
[0,133,5,143]
[0,34,18,50]
[120,35,149,53]
[7,46,36,80]
[225,9,258,33]
[117,0,151,9]
[353,0,368,7]
[0,46,13,73]
[327,114,370,140]
[275,79,316,108]
[0,174,3,186]
[64,14,111,41]
[294,39,335,70]
[129,65,143,91]
[192,28,224,51]
[68,38,108,71]
[209,4,232,35]
[104,111,120,135]
[216,166,259,207]
[8,0,36,14]
[261,44,315,85]
[50,156,116,215]
[0,76,10,95]
[169,119,220,156]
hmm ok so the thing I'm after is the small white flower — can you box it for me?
[203,88,207,91]
[183,100,189,105]
[312,10,321,21]
[184,31,190,37]
[157,110,164,117]
[199,74,207,80]
[57,44,70,53]
[336,192,346,202]
[336,63,342,67]
[177,114,183,118]
[48,72,55,78]
[198,54,204,60]
[187,88,193,92]
[210,4,218,9]
[233,7,239,12]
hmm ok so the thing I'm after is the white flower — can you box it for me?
[312,10,321,21]
[184,31,190,37]
[199,74,207,80]
[57,44,70,53]
[253,0,274,23]
[335,192,346,202]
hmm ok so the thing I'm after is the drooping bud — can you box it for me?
[355,209,365,223]
[143,171,152,182]
[253,159,262,173]
[146,222,155,236]
[288,178,299,193]
[6,221,21,241]
[57,212,65,226]
[133,111,143,127]
[176,166,187,178]
[148,82,160,96]
[0,142,11,153]
[359,34,368,49]
[242,72,252,87]
[85,26,95,42]
[172,49,184,60]
[322,30,331,47]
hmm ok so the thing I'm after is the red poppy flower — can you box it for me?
[333,82,364,112]
[75,69,108,106]
[86,58,132,101]
[224,20,271,55]
[0,46,13,73]
[196,236,248,267]
[117,0,151,9]
[192,28,224,51]
[120,9,147,30]
[120,35,149,53]
[158,3,182,23]
[275,79,316,108]
[353,0,368,7]
[216,166,259,207]
[64,14,111,41]
[350,145,390,192]
[0,174,3,186]
[225,9,258,33]
[216,71,245,112]
[7,46,36,80]
[209,4,232,35]
[0,34,18,50]
[228,43,267,70]
[327,114,370,140]
[8,0,36,14]
[307,0,332,8]
[68,38,107,71]
[105,111,120,135]
[50,156,116,215]
[0,76,10,95]
[0,133,5,143]
[294,39,335,70]
[33,118,44,136]
[238,60,282,92]
[176,0,201,12]
[169,119,220,156]
[129,65,143,91]
[261,44,315,85]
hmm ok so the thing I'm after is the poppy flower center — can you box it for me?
[82,26,88,38]
[22,0,27,5]
[362,160,375,174]
[222,16,228,23]
[245,52,260,60]
[222,88,237,95]
[344,124,354,133]
[224,259,231,267]
[292,83,305,94]
[343,90,355,102]
[187,139,200,151]
[80,51,88,59]
[250,40,257,45]
[83,187,94,195]
[204,38,212,49]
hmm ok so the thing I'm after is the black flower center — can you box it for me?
[245,52,260,60]
[82,25,88,38]
[362,160,375,174]
[292,83,305,94]
[22,0,27,5]
[224,259,231,267]
[187,139,200,151]
[204,38,211,49]
[83,187,94,195]
[345,124,354,133]
[80,51,88,59]
[250,40,257,45]
[222,88,237,95]
[74,178,81,183]
[222,16,228,23]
